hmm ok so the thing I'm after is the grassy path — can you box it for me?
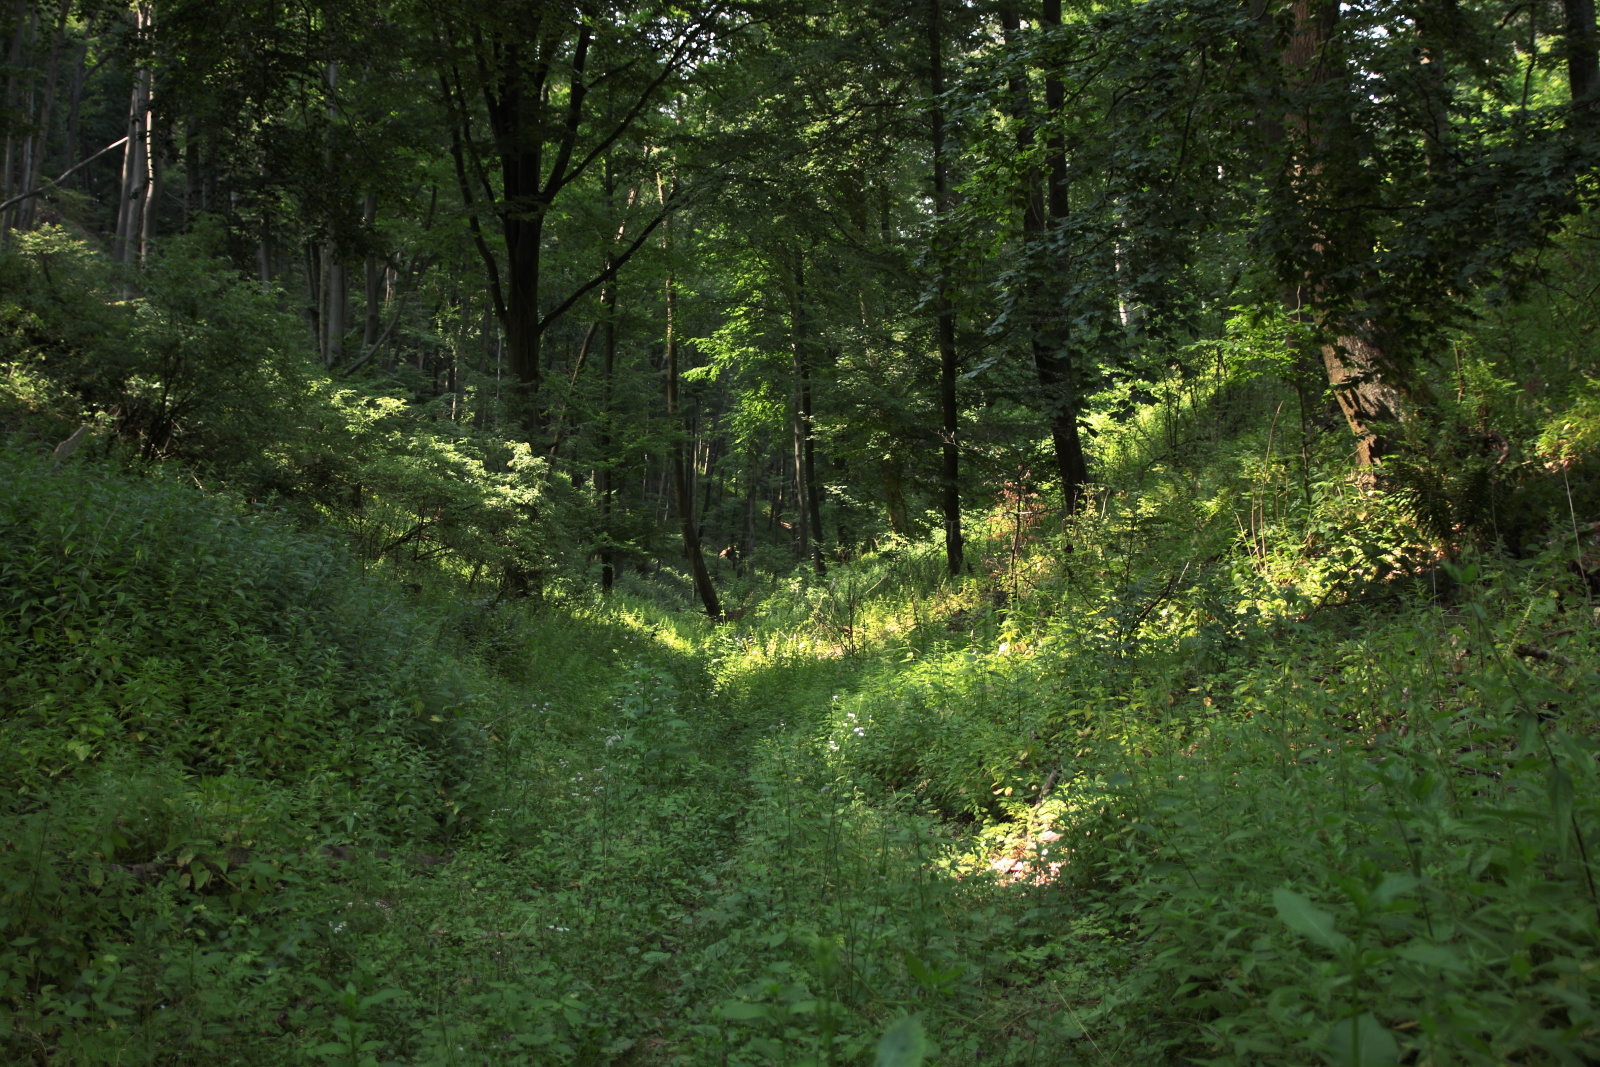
[336,594,1077,1066]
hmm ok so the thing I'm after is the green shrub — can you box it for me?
[0,445,487,834]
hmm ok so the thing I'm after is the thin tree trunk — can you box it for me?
[305,240,323,355]
[790,258,826,575]
[139,121,161,260]
[324,246,346,365]
[599,283,616,592]
[928,0,963,573]
[740,449,757,574]
[661,212,721,619]
[113,8,151,264]
[17,0,69,232]
[792,393,809,563]
[1,0,34,235]
[363,192,380,344]
[63,19,90,189]
[1009,0,1089,512]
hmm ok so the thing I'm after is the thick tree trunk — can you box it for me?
[1567,0,1600,100]
[662,220,721,620]
[928,0,964,574]
[1322,330,1408,467]
[1280,0,1410,466]
[138,129,160,260]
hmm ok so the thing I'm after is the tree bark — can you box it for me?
[661,212,721,619]
[1567,0,1600,101]
[113,8,152,264]
[1006,0,1090,513]
[928,0,964,574]
[790,258,826,575]
[363,193,380,345]
[1279,0,1410,466]
[16,0,70,232]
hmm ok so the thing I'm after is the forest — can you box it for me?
[1,0,1599,1061]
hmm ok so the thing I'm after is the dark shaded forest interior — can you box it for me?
[2,0,1600,1062]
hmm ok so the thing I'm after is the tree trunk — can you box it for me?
[363,193,380,344]
[1567,0,1599,100]
[599,281,616,592]
[138,125,161,260]
[1006,0,1089,512]
[1280,0,1411,466]
[1,0,35,235]
[662,216,721,620]
[792,391,809,562]
[17,0,70,232]
[63,21,90,190]
[113,10,152,264]
[790,258,826,575]
[928,0,964,575]
[884,459,910,537]
[324,246,346,365]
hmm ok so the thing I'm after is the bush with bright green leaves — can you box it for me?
[0,226,581,589]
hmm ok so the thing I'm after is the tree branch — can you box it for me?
[0,135,128,214]
[537,194,680,334]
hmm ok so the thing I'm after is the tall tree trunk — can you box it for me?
[139,121,161,261]
[928,0,964,574]
[599,282,616,592]
[792,390,809,562]
[1566,0,1599,100]
[1280,0,1410,466]
[800,363,825,574]
[63,19,90,190]
[304,240,323,356]
[884,458,910,537]
[662,215,721,620]
[17,0,69,232]
[740,450,757,574]
[113,8,152,264]
[363,193,380,344]
[790,258,826,575]
[1,0,35,235]
[324,246,346,365]
[1007,0,1089,512]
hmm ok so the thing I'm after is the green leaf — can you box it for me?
[1549,767,1575,860]
[1395,943,1468,973]
[358,988,404,1010]
[875,1014,927,1067]
[1272,888,1349,951]
[718,1000,772,1021]
[1325,1013,1399,1067]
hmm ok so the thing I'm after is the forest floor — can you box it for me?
[347,589,1084,1065]
[7,444,1599,1066]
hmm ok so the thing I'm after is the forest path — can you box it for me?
[370,601,1074,1064]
